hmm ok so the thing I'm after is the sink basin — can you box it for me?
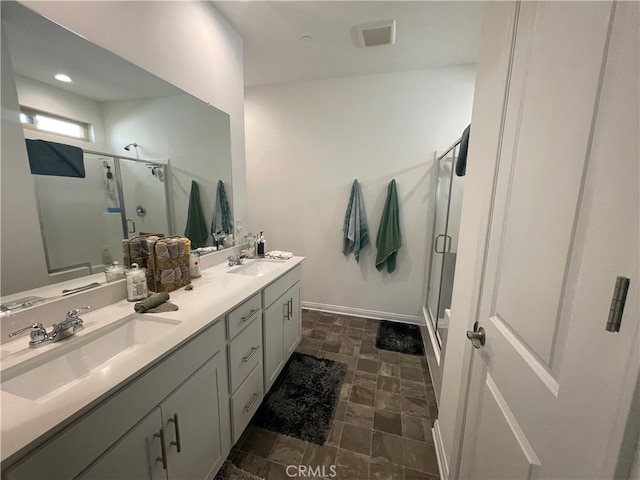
[1,314,181,401]
[227,259,284,277]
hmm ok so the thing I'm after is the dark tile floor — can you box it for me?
[228,310,440,480]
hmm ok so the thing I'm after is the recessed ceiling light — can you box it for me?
[54,73,72,83]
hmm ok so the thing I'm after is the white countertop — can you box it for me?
[0,256,304,463]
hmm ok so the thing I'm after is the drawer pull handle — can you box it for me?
[155,427,168,470]
[241,308,259,322]
[242,346,260,363]
[169,412,182,453]
[244,392,261,412]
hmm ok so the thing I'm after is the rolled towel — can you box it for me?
[155,241,170,261]
[177,239,186,257]
[129,238,143,257]
[180,264,189,279]
[167,239,180,258]
[174,266,182,281]
[160,268,175,284]
[134,292,179,313]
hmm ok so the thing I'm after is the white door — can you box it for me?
[459,2,639,479]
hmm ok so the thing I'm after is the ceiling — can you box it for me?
[2,2,179,102]
[213,1,485,88]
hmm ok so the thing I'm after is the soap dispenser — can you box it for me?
[257,231,266,257]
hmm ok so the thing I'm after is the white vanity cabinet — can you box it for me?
[262,266,302,392]
[2,259,304,480]
[80,352,228,480]
[4,320,230,480]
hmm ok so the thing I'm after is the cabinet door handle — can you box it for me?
[283,302,289,320]
[169,412,182,453]
[242,346,260,363]
[241,308,259,322]
[288,298,293,319]
[154,427,168,470]
[244,392,261,412]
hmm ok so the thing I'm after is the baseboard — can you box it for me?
[302,302,424,325]
[432,419,449,480]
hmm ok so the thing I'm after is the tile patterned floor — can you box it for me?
[228,310,440,480]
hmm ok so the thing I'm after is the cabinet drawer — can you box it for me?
[230,364,264,444]
[228,317,262,393]
[226,293,261,339]
[262,265,301,309]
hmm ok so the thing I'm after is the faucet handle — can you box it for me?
[9,323,49,345]
[66,305,92,320]
[8,323,46,338]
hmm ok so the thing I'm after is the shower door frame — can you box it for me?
[84,149,172,240]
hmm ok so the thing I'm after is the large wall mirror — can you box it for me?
[1,2,233,297]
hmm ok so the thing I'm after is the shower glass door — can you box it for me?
[118,158,170,238]
[426,147,456,348]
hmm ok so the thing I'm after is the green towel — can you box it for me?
[184,180,208,248]
[375,179,402,273]
[211,180,233,236]
[134,292,178,313]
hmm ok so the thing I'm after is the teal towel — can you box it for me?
[184,180,208,248]
[343,179,369,263]
[211,180,233,236]
[375,179,402,273]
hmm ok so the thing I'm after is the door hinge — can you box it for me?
[605,276,630,333]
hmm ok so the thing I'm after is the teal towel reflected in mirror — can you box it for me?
[184,180,208,248]
[25,139,85,178]
[343,179,369,263]
[211,180,233,236]
[375,179,402,273]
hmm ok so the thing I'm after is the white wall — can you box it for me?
[20,0,247,226]
[245,66,475,319]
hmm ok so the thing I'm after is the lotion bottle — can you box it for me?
[257,231,266,257]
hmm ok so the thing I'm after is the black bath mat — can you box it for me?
[376,320,425,355]
[251,353,347,445]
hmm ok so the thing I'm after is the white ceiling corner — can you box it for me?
[213,1,485,88]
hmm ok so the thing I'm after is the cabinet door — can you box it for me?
[79,408,167,480]
[283,284,301,358]
[263,297,286,392]
[161,352,229,480]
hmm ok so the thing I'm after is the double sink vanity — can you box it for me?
[0,255,304,479]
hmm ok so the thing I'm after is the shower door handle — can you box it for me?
[127,219,136,233]
[444,235,452,253]
[434,234,446,253]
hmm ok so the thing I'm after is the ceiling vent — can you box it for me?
[356,19,396,48]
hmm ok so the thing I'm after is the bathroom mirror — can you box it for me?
[1,2,233,296]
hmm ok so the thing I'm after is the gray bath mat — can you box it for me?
[251,353,347,445]
[376,320,425,355]
[215,460,264,480]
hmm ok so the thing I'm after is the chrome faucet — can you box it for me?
[8,306,92,348]
[228,254,246,266]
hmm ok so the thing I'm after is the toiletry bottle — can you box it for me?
[125,263,149,301]
[189,252,201,278]
[257,231,266,257]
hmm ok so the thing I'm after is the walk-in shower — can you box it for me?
[33,149,170,281]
